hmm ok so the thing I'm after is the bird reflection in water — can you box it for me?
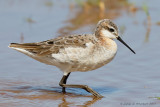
[0,86,102,106]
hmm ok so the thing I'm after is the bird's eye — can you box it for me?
[108,28,115,32]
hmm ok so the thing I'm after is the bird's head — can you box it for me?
[95,19,136,54]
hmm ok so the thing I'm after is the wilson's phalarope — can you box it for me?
[9,19,135,97]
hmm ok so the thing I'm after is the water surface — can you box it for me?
[0,0,160,107]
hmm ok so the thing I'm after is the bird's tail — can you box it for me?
[8,43,52,56]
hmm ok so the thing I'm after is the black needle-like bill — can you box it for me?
[117,36,136,54]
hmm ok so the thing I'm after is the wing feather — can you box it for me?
[9,34,98,56]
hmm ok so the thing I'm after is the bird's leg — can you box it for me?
[59,73,103,98]
[59,72,71,93]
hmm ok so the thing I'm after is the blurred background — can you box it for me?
[0,0,160,107]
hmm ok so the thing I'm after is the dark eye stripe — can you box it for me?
[103,26,115,33]
[108,28,115,32]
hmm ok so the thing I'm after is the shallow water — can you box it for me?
[0,0,160,107]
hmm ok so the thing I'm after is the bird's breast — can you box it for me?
[89,39,117,67]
